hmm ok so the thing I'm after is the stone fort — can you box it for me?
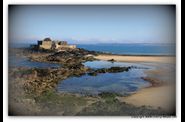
[36,38,76,50]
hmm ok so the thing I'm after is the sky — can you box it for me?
[9,5,176,44]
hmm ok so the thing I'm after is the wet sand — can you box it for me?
[122,67,175,113]
[128,66,175,113]
[95,54,175,64]
[119,85,175,112]
[123,68,175,113]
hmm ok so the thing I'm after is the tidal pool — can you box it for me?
[57,61,152,96]
[83,60,153,69]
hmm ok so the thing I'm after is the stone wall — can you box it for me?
[39,41,52,49]
[57,45,76,49]
[37,38,76,50]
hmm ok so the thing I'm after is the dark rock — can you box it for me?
[97,66,130,73]
[45,48,97,66]
[108,59,115,62]
[106,67,130,73]
[87,66,131,76]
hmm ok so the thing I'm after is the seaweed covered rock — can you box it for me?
[46,48,97,65]
[88,66,131,76]
[107,59,115,62]
[106,67,131,73]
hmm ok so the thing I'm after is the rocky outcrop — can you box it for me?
[107,59,115,62]
[27,48,98,66]
[88,66,131,76]
[9,65,90,95]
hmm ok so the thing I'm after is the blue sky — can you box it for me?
[9,5,175,44]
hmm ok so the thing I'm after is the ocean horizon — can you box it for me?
[9,42,176,56]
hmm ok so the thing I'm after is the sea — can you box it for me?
[77,43,176,56]
[10,43,175,56]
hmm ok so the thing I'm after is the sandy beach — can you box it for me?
[95,54,176,113]
[120,85,176,112]
[95,54,175,64]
